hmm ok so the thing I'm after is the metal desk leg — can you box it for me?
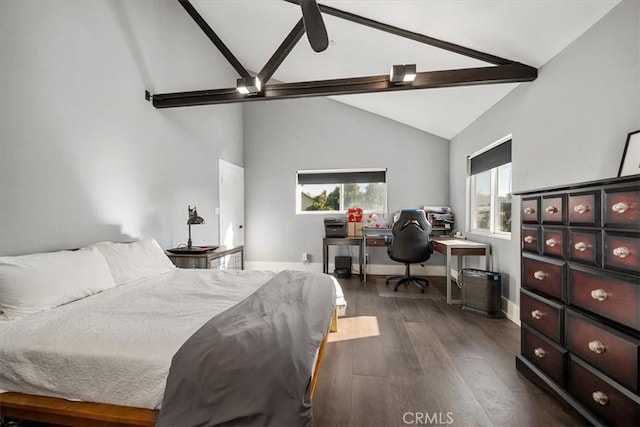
[485,246,491,270]
[359,239,364,282]
[445,247,462,305]
[446,247,452,304]
[323,242,328,274]
[362,235,367,282]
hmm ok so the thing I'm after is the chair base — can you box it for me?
[385,263,430,293]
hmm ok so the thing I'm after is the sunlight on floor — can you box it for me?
[328,316,380,343]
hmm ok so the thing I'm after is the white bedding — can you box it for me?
[0,268,282,409]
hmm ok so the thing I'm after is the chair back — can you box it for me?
[389,209,432,264]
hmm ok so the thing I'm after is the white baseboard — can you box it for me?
[502,297,520,326]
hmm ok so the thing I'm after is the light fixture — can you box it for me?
[186,205,205,249]
[390,64,417,83]
[236,76,262,94]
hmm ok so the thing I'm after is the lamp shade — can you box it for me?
[187,206,205,225]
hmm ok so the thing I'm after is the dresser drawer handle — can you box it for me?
[588,340,606,354]
[611,202,629,214]
[592,391,609,406]
[612,246,630,258]
[590,288,608,301]
[545,238,558,247]
[524,235,534,244]
[534,347,546,358]
[573,204,589,214]
[533,271,547,280]
[524,207,535,215]
[545,205,558,214]
[531,310,543,320]
[574,242,588,252]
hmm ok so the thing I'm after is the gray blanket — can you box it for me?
[157,270,336,427]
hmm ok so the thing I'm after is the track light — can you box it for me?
[390,64,416,83]
[236,76,262,94]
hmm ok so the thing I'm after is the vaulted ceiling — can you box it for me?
[153,0,620,140]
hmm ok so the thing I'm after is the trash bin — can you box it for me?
[334,256,352,278]
[460,268,504,318]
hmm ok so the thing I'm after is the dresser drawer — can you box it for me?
[365,237,387,247]
[522,324,567,386]
[569,355,640,427]
[521,289,564,344]
[542,227,565,259]
[604,187,640,229]
[522,226,540,254]
[604,232,640,274]
[568,229,601,267]
[568,265,640,331]
[569,191,601,226]
[522,255,565,301]
[566,309,639,392]
[542,195,566,225]
[522,197,540,224]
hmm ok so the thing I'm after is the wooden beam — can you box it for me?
[152,63,537,108]
[0,392,157,427]
[178,0,251,78]
[283,0,513,66]
[258,18,306,85]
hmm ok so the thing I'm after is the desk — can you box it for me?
[167,245,244,270]
[322,234,389,281]
[322,237,364,279]
[362,227,393,282]
[431,237,491,305]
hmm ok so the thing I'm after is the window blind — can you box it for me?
[297,169,386,185]
[469,140,512,175]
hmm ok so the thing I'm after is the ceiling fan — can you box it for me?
[299,0,328,52]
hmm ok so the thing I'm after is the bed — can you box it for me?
[0,238,344,426]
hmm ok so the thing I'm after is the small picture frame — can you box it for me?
[618,130,640,177]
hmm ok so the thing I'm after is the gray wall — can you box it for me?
[243,97,449,266]
[449,0,640,308]
[0,0,243,256]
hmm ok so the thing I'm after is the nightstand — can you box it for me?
[166,245,244,270]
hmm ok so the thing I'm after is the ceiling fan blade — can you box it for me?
[300,0,328,52]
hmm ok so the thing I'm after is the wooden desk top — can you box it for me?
[431,236,490,256]
[431,236,489,247]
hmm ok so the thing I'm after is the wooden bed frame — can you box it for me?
[0,319,333,426]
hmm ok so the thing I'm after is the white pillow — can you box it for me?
[0,247,117,319]
[89,238,175,286]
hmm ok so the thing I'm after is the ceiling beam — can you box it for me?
[152,63,537,108]
[258,18,306,85]
[178,0,251,78]
[283,0,513,66]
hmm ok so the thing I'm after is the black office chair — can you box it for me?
[385,209,433,292]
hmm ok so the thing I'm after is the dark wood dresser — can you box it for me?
[515,175,640,426]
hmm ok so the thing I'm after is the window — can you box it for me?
[468,138,512,236]
[296,169,387,214]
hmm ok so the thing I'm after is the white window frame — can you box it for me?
[466,135,512,239]
[295,168,388,215]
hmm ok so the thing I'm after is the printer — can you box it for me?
[324,217,347,238]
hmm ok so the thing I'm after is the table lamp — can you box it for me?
[187,205,205,249]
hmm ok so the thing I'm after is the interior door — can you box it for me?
[218,159,245,247]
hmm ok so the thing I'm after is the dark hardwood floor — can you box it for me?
[313,275,586,427]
